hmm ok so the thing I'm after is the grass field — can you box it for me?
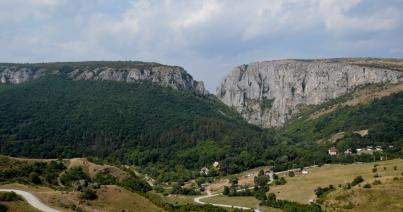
[323,177,403,212]
[269,159,403,203]
[203,195,281,212]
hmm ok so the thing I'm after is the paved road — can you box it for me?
[0,189,60,212]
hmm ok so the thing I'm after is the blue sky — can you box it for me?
[0,0,402,91]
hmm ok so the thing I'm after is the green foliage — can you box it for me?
[274,177,287,185]
[288,171,295,177]
[0,192,21,201]
[0,75,273,181]
[0,158,66,186]
[261,198,323,212]
[314,185,335,197]
[119,177,152,193]
[223,186,230,195]
[60,168,90,186]
[93,173,117,185]
[261,97,274,111]
[80,188,97,200]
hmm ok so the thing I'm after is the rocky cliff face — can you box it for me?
[0,62,207,95]
[217,60,403,128]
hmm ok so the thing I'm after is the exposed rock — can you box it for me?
[0,62,208,95]
[217,60,403,128]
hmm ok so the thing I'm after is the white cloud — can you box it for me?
[0,0,402,90]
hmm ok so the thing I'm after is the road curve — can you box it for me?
[194,191,261,212]
[193,173,273,212]
[0,189,60,212]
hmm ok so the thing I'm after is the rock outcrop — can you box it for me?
[217,60,403,128]
[0,62,207,95]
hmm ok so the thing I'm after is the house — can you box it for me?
[328,147,337,155]
[200,167,209,176]
[302,170,308,174]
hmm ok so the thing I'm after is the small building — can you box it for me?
[200,167,209,176]
[302,170,308,174]
[213,161,220,169]
[328,147,337,156]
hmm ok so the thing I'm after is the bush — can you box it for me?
[288,171,295,177]
[60,168,90,186]
[351,176,364,186]
[372,180,381,185]
[394,166,397,170]
[374,173,380,178]
[372,168,377,173]
[93,173,117,185]
[80,188,97,200]
[363,183,371,188]
[275,177,287,185]
[223,186,230,195]
[314,185,335,198]
[0,192,21,201]
[153,184,165,193]
[29,172,41,184]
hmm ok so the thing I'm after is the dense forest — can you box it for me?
[0,74,402,182]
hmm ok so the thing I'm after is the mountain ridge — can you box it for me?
[0,61,208,95]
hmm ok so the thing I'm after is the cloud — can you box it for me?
[0,0,402,91]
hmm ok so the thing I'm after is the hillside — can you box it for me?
[281,83,403,160]
[0,73,273,181]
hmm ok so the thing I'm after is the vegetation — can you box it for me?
[0,157,66,186]
[0,192,21,201]
[0,75,276,182]
[59,168,90,186]
[79,188,98,200]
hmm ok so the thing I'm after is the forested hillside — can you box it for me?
[0,74,402,183]
[0,75,275,182]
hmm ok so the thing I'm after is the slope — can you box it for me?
[0,75,272,181]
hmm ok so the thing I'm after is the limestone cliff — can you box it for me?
[217,59,403,128]
[0,62,207,95]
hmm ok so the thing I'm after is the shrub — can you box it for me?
[29,172,41,184]
[351,176,364,186]
[93,173,117,185]
[363,183,371,188]
[0,192,21,201]
[267,193,276,201]
[80,188,97,200]
[314,185,335,197]
[372,168,377,173]
[288,171,295,177]
[372,180,381,185]
[393,166,397,171]
[153,184,165,193]
[275,177,287,185]
[374,173,380,178]
[223,186,230,195]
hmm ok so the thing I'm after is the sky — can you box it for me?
[0,0,402,92]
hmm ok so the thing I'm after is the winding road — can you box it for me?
[194,173,273,212]
[0,189,60,212]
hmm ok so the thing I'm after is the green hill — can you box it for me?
[0,75,273,181]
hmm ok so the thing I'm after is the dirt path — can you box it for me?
[0,189,60,212]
